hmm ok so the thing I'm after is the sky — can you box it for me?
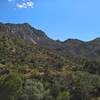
[0,0,100,41]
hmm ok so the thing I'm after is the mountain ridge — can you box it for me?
[0,22,100,42]
[0,22,100,62]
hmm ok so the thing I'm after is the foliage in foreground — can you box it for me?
[0,67,100,100]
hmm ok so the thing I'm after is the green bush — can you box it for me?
[0,73,23,100]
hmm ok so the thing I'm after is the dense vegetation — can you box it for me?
[0,23,100,100]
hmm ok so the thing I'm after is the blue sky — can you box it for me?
[0,0,100,41]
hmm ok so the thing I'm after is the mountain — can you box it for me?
[61,38,100,61]
[0,34,68,69]
[1,23,100,100]
[0,22,100,62]
[0,23,62,49]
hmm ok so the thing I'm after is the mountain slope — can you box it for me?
[60,38,100,61]
[0,22,100,62]
[0,31,68,69]
[0,23,100,100]
[0,23,62,49]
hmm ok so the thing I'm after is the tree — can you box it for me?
[0,73,23,100]
[57,91,70,100]
[20,79,50,100]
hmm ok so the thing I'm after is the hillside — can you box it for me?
[0,23,100,100]
[0,32,68,69]
[0,23,100,62]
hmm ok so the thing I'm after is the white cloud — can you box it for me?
[16,0,34,9]
[8,0,34,9]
